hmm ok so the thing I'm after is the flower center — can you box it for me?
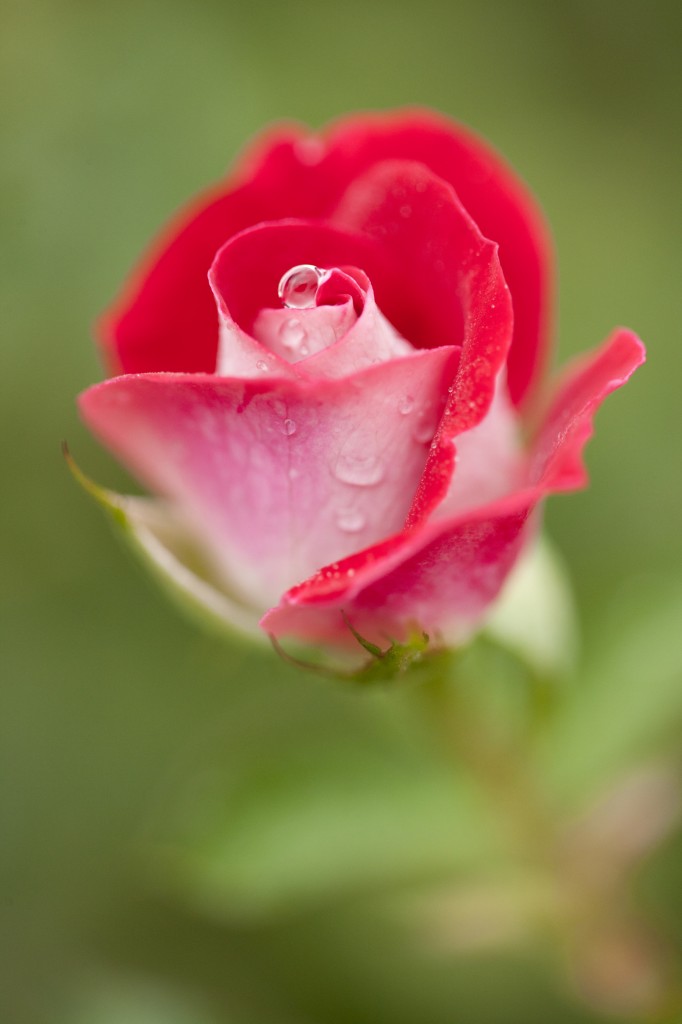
[278,264,327,309]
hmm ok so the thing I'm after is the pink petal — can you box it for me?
[255,264,368,364]
[253,300,357,364]
[262,330,645,648]
[79,346,458,611]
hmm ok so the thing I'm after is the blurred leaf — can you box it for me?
[152,734,501,921]
[537,575,682,803]
[67,975,216,1024]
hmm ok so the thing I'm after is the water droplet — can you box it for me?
[413,409,438,444]
[278,317,307,353]
[256,359,268,372]
[334,452,384,486]
[295,137,325,165]
[278,264,323,309]
[282,418,297,436]
[336,508,366,533]
[398,394,414,415]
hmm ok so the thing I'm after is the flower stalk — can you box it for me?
[413,649,681,1021]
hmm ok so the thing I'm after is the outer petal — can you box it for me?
[262,330,645,648]
[78,346,458,611]
[320,109,553,408]
[99,126,310,375]
[101,110,550,406]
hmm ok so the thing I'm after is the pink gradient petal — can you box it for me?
[79,345,458,610]
[262,330,645,648]
[253,300,358,364]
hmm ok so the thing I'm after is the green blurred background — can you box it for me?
[2,1,681,1021]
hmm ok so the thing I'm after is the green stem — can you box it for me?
[413,651,680,1021]
[417,655,556,866]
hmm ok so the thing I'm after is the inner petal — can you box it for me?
[253,300,357,364]
[208,222,425,380]
[253,263,368,364]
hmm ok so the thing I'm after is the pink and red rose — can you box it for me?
[79,109,644,650]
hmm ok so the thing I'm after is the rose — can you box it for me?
[79,109,644,652]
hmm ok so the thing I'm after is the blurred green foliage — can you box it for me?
[1,1,681,1021]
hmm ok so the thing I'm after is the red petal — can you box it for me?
[99,126,312,375]
[329,159,514,524]
[319,109,552,408]
[101,110,550,405]
[529,328,647,491]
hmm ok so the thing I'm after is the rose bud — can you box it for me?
[77,110,644,655]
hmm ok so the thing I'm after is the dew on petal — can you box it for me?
[295,137,325,165]
[336,508,366,533]
[278,317,308,354]
[282,418,297,436]
[413,407,438,444]
[256,359,268,372]
[334,452,384,486]
[398,394,414,415]
[278,264,323,309]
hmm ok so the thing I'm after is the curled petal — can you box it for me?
[210,221,413,380]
